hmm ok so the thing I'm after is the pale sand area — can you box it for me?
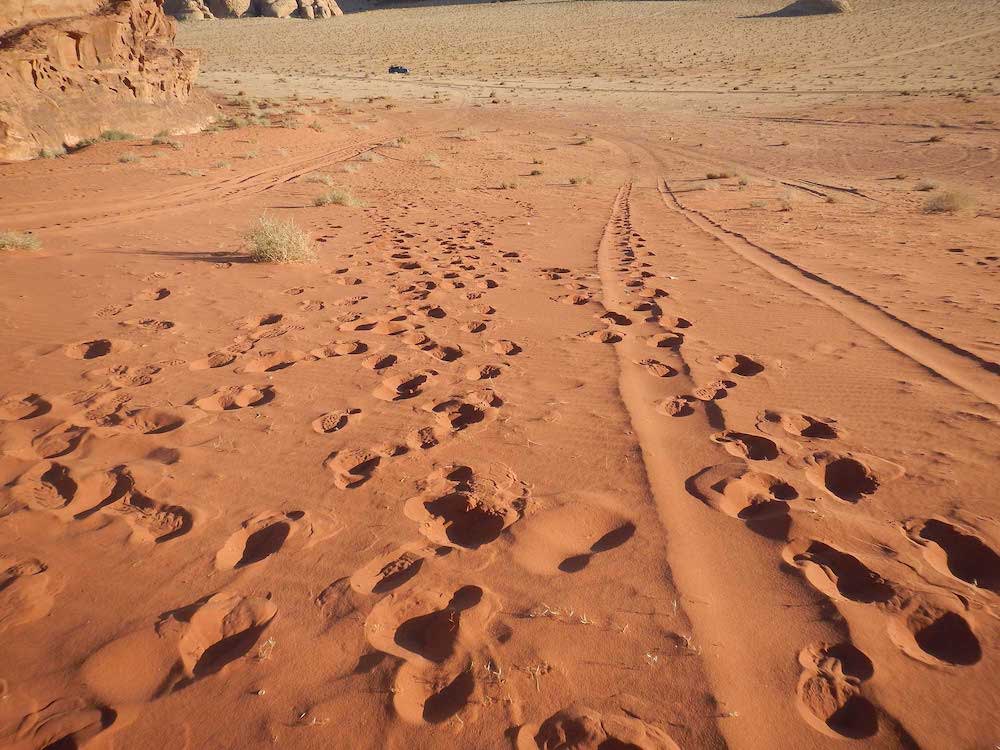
[1,2,998,749]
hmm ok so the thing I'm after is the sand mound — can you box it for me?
[772,0,852,16]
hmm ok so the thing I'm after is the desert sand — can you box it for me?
[1,1,998,748]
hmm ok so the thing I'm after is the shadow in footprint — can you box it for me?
[918,520,1000,593]
[423,668,476,723]
[559,522,636,573]
[237,523,290,568]
[394,587,482,663]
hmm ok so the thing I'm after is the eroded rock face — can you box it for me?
[0,0,212,161]
[163,0,341,19]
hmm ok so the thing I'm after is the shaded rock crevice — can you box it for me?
[0,0,212,160]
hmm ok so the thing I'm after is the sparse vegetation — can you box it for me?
[179,169,205,177]
[914,179,938,192]
[305,173,334,186]
[706,171,734,180]
[39,147,67,159]
[0,231,40,251]
[529,169,543,176]
[152,136,183,150]
[569,176,591,186]
[212,161,231,169]
[499,181,517,190]
[313,187,362,207]
[100,130,135,142]
[922,190,974,215]
[424,153,442,167]
[119,153,139,164]
[357,151,381,163]
[245,216,316,263]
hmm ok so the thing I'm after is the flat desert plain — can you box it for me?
[1,1,999,748]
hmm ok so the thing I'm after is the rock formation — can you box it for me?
[770,0,852,16]
[0,0,212,161]
[163,0,342,20]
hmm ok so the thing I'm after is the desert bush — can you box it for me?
[39,147,67,159]
[914,180,938,192]
[923,190,973,214]
[706,171,733,180]
[245,216,316,263]
[100,130,134,142]
[0,231,40,251]
[119,153,139,164]
[569,176,591,186]
[305,173,334,186]
[357,152,381,163]
[313,188,362,207]
[424,153,442,167]
[152,136,183,150]
[529,169,542,176]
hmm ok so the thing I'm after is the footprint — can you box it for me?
[646,332,682,349]
[465,363,502,381]
[10,462,77,511]
[177,592,278,681]
[656,395,695,417]
[425,389,501,433]
[757,409,838,439]
[0,393,50,420]
[65,338,131,359]
[311,408,360,434]
[516,704,679,750]
[636,359,676,378]
[189,351,239,370]
[215,511,304,569]
[350,543,437,595]
[711,431,779,461]
[782,540,896,604]
[367,585,485,664]
[578,329,621,344]
[194,385,274,411]
[240,349,314,373]
[361,353,396,371]
[905,518,999,593]
[686,463,797,539]
[31,423,88,459]
[114,490,193,544]
[796,642,878,740]
[693,380,733,401]
[404,464,530,549]
[886,598,981,666]
[373,371,435,401]
[393,659,478,724]
[800,451,903,503]
[136,287,170,301]
[312,340,367,358]
[714,353,764,377]
[558,522,636,573]
[121,407,187,435]
[0,558,56,633]
[10,698,118,749]
[107,364,161,387]
[324,448,381,489]
[491,339,521,355]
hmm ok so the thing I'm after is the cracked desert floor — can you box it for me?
[1,1,998,748]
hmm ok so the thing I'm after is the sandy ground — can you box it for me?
[1,1,999,749]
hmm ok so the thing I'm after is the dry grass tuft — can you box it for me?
[0,231,41,251]
[922,190,974,215]
[313,188,362,207]
[245,216,316,263]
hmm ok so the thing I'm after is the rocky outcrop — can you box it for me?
[0,0,212,161]
[164,0,341,20]
[769,0,852,16]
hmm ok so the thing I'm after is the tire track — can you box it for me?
[655,178,1000,408]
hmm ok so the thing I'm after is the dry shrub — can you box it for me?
[245,216,316,263]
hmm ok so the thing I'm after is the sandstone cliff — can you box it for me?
[0,0,212,161]
[164,0,342,20]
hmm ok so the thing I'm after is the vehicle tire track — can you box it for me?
[655,178,999,408]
